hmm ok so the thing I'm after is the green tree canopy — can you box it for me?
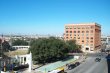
[29,37,69,64]
[66,40,82,53]
[29,37,81,64]
[2,40,11,52]
[12,39,28,46]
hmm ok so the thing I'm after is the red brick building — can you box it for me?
[64,23,101,52]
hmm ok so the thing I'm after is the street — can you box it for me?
[66,55,108,73]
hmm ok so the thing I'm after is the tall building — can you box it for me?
[64,23,101,52]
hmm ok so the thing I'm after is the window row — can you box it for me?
[65,37,94,40]
[66,34,93,36]
[66,30,93,33]
[65,26,94,29]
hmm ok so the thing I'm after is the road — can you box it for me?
[69,52,107,57]
[66,56,108,73]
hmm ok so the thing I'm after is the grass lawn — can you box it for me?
[4,50,28,57]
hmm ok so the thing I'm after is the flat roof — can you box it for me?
[65,23,101,27]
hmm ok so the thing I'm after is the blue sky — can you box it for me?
[0,0,110,35]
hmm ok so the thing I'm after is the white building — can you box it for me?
[12,46,30,50]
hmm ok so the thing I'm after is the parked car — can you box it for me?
[68,64,76,70]
[75,62,80,66]
[95,58,101,62]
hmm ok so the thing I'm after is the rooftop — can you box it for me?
[65,23,101,27]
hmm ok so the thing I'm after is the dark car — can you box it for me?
[68,64,76,70]
[95,58,101,62]
[75,62,80,66]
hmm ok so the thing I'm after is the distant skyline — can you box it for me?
[0,0,110,35]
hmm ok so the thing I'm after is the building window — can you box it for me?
[74,27,76,29]
[82,27,85,29]
[91,30,93,33]
[21,57,23,63]
[91,41,93,43]
[70,34,72,36]
[86,44,88,46]
[86,40,89,43]
[86,37,89,39]
[78,27,80,29]
[82,34,84,36]
[91,37,93,39]
[91,26,94,29]
[78,31,80,33]
[24,57,26,62]
[78,37,80,39]
[65,27,68,29]
[82,40,84,42]
[74,31,76,33]
[66,31,68,33]
[70,31,72,33]
[66,34,68,36]
[66,37,68,39]
[86,48,89,50]
[91,44,93,46]
[86,31,89,33]
[86,34,88,36]
[82,31,85,33]
[70,28,72,29]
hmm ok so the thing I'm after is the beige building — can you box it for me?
[64,23,101,52]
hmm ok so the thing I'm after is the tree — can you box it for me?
[29,37,82,64]
[2,40,11,52]
[29,37,69,64]
[12,39,28,46]
[66,40,82,53]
